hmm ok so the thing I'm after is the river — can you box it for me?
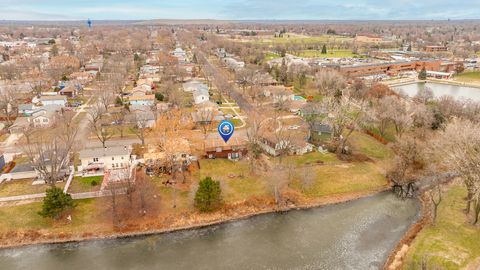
[0,192,419,270]
[393,82,480,101]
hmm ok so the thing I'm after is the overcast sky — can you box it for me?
[0,0,479,21]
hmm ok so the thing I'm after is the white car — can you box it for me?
[287,125,300,130]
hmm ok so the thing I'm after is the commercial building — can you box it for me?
[334,60,457,78]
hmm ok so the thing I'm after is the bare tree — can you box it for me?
[315,69,346,100]
[22,114,77,185]
[88,105,113,147]
[388,135,427,199]
[111,108,127,138]
[437,119,480,224]
[0,85,18,125]
[130,112,149,145]
[98,87,114,112]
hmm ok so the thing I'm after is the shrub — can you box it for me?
[39,187,75,219]
[194,177,223,212]
[154,92,164,101]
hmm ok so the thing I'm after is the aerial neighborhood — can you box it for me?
[0,14,480,270]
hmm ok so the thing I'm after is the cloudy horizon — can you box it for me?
[0,0,479,21]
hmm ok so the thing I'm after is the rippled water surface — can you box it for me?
[0,192,419,270]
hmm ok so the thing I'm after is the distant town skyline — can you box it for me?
[0,0,479,21]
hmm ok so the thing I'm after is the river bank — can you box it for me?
[384,176,461,270]
[0,185,390,250]
[384,192,431,270]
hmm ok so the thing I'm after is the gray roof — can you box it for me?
[312,122,332,133]
[18,103,34,111]
[79,146,131,159]
[39,95,66,101]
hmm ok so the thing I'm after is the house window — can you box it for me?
[93,158,98,162]
[112,157,115,161]
[121,157,124,160]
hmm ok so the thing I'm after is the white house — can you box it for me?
[29,110,55,128]
[79,146,133,175]
[39,95,67,107]
[172,47,188,64]
[183,79,208,92]
[224,57,245,71]
[263,85,295,103]
[128,94,155,106]
[193,88,210,104]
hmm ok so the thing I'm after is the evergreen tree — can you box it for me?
[155,92,164,101]
[407,44,412,52]
[39,187,75,219]
[115,96,123,106]
[194,177,223,212]
[418,67,427,80]
[321,44,327,54]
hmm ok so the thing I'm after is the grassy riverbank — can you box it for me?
[403,184,480,269]
[454,71,480,83]
[0,132,392,248]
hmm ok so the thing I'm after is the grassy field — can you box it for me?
[349,131,394,160]
[454,71,480,83]
[230,118,243,128]
[197,159,269,203]
[404,185,480,269]
[291,162,388,198]
[294,49,357,58]
[220,107,240,115]
[68,176,103,193]
[250,34,353,45]
[0,198,103,233]
[0,179,66,197]
[264,52,281,62]
[282,151,338,165]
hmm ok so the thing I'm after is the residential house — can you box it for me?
[263,85,294,103]
[205,137,247,160]
[18,104,36,116]
[193,88,210,104]
[128,94,155,106]
[183,79,208,92]
[223,57,245,71]
[9,107,58,133]
[126,109,156,128]
[144,138,191,174]
[59,85,79,98]
[258,123,313,156]
[79,146,133,175]
[69,71,94,85]
[172,47,187,64]
[311,122,333,137]
[39,95,67,107]
[254,72,279,86]
[29,109,55,128]
[140,65,160,74]
[8,117,30,134]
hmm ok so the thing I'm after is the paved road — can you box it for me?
[195,50,255,114]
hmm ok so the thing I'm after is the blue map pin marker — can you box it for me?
[218,120,234,143]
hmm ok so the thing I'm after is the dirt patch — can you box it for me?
[337,152,372,162]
